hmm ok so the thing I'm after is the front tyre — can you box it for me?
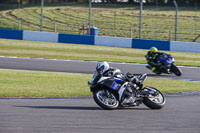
[93,89,119,110]
[171,64,182,76]
[142,87,166,109]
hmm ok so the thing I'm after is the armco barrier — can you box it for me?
[58,33,94,45]
[0,28,200,53]
[170,41,200,53]
[23,30,58,42]
[132,39,170,51]
[0,28,23,40]
[95,36,132,48]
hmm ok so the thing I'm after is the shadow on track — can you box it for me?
[14,105,150,111]
[14,105,101,110]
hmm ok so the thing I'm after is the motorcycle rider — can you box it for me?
[92,61,121,86]
[145,47,163,72]
[96,61,116,76]
[95,61,139,105]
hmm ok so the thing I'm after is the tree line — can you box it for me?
[0,0,199,5]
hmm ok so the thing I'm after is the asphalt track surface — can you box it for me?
[0,96,200,133]
[0,56,200,133]
[0,56,199,81]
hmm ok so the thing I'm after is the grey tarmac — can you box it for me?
[0,96,200,133]
[0,56,199,81]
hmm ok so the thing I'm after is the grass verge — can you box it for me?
[0,69,199,98]
[0,39,200,67]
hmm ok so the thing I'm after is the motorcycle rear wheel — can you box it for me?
[93,89,119,110]
[142,87,166,109]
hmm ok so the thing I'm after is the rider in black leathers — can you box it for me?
[145,47,163,72]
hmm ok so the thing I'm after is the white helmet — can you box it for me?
[96,61,109,74]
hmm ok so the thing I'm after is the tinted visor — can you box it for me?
[96,65,104,73]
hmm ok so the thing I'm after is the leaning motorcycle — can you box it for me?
[88,66,166,110]
[146,53,182,76]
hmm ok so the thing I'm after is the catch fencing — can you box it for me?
[0,1,199,42]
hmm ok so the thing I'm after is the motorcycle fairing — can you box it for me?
[157,53,175,65]
[103,78,121,91]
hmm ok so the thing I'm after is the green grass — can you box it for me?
[0,2,199,42]
[0,38,200,66]
[144,78,200,93]
[0,69,92,98]
[0,69,199,98]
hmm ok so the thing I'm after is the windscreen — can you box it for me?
[91,71,102,85]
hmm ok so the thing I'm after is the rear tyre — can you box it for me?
[93,89,119,110]
[142,87,166,109]
[171,64,182,76]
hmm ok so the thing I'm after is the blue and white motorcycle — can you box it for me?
[146,53,182,76]
[88,62,166,110]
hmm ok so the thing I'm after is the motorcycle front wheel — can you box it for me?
[93,89,119,110]
[171,64,182,76]
[142,87,166,109]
